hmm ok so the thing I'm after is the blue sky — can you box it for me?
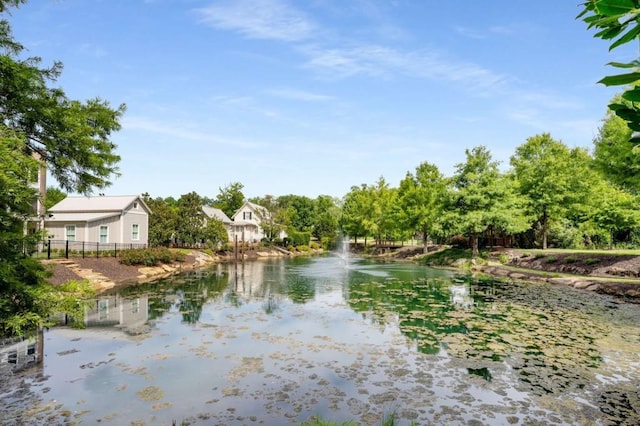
[7,0,629,200]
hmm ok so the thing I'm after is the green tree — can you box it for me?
[143,193,179,246]
[578,0,640,140]
[510,134,592,249]
[276,194,316,232]
[593,95,640,192]
[369,177,398,245]
[1,0,122,336]
[397,162,447,253]
[213,182,245,218]
[203,217,229,249]
[312,195,340,246]
[176,192,206,245]
[450,146,526,257]
[340,184,371,245]
[590,180,640,248]
[45,186,66,210]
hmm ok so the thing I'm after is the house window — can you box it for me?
[99,225,108,243]
[98,299,108,320]
[131,224,139,241]
[243,211,252,220]
[65,225,76,242]
[133,202,138,209]
[131,298,139,314]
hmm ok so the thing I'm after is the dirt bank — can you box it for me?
[44,247,317,293]
[374,246,640,300]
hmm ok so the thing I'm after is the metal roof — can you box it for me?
[49,195,149,213]
[44,212,121,223]
[202,206,232,223]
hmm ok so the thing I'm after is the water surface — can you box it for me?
[2,256,639,425]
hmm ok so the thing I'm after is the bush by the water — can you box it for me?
[119,247,185,266]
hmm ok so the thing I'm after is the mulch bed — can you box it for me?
[45,255,198,287]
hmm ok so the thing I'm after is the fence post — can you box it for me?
[65,240,69,259]
[82,241,85,259]
[114,243,117,258]
[96,242,99,259]
[47,239,51,260]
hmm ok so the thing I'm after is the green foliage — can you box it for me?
[449,146,528,257]
[176,192,206,244]
[203,217,228,248]
[213,182,245,218]
[511,134,593,249]
[565,256,579,264]
[397,162,447,252]
[119,248,185,266]
[296,245,310,252]
[0,2,124,336]
[286,230,311,247]
[419,248,475,266]
[546,256,558,264]
[143,193,180,246]
[277,194,316,232]
[585,257,600,265]
[498,253,510,264]
[579,0,640,138]
[45,186,66,210]
[592,95,640,192]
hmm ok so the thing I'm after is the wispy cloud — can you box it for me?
[78,43,107,58]
[302,44,509,92]
[195,0,314,41]
[453,25,486,40]
[264,87,334,102]
[122,116,261,148]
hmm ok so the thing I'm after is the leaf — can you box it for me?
[598,72,640,86]
[610,22,640,49]
[607,60,640,68]
[595,0,637,16]
[622,87,640,101]
[595,24,625,40]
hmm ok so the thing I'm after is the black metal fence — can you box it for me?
[33,239,148,260]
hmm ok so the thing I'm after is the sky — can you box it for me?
[6,0,631,200]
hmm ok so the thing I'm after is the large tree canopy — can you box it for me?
[1,1,124,336]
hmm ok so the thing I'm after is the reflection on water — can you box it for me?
[2,256,639,425]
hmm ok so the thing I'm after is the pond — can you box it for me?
[2,255,639,425]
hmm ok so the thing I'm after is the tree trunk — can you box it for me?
[610,228,614,250]
[541,211,548,250]
[472,232,479,258]
[422,232,429,254]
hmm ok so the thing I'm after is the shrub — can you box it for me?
[545,256,557,264]
[584,258,600,265]
[285,231,311,247]
[534,253,545,259]
[498,253,509,264]
[297,245,310,252]
[119,247,185,266]
[310,242,320,250]
[449,235,468,248]
[564,256,578,264]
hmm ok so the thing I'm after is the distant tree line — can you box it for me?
[143,182,342,249]
[341,102,640,256]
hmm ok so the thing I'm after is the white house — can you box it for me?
[230,201,286,242]
[45,195,151,246]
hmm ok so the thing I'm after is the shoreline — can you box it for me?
[44,246,640,300]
